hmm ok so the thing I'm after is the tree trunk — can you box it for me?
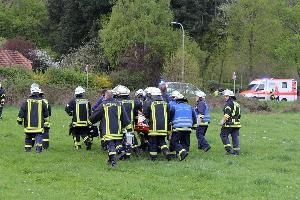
[248,30,254,79]
[249,30,254,79]
[218,58,225,88]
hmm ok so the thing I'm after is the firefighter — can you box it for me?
[0,82,5,119]
[65,86,92,150]
[170,92,197,161]
[113,85,142,159]
[135,89,146,103]
[134,89,150,152]
[89,90,132,167]
[39,90,51,149]
[219,89,241,155]
[17,83,49,153]
[169,90,180,108]
[168,90,182,158]
[194,91,211,152]
[158,80,172,103]
[92,88,107,112]
[143,87,171,161]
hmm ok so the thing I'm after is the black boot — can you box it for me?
[85,141,92,150]
[150,155,157,161]
[25,147,31,152]
[36,146,43,153]
[178,149,188,161]
[162,148,171,161]
[108,155,117,168]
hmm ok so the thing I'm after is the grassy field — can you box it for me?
[0,106,299,199]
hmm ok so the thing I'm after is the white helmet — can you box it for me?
[113,85,130,96]
[150,87,162,96]
[223,89,234,96]
[144,87,157,95]
[30,83,41,94]
[171,90,180,97]
[135,89,145,97]
[195,91,206,98]
[171,90,184,99]
[75,86,85,95]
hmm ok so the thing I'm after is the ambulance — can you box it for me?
[240,78,297,101]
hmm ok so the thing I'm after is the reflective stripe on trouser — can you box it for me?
[170,131,191,154]
[220,127,240,152]
[72,127,91,148]
[43,128,50,149]
[148,135,168,156]
[196,125,210,149]
[107,140,122,155]
[25,132,43,152]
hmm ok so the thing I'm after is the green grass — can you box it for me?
[0,106,300,199]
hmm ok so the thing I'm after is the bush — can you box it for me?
[0,67,113,104]
[110,69,148,90]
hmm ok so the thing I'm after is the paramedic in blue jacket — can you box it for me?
[170,92,197,161]
[194,91,211,152]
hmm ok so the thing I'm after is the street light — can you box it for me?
[171,21,185,82]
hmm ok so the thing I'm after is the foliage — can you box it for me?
[110,68,148,90]
[0,0,49,47]
[222,0,290,79]
[60,38,109,73]
[46,0,115,54]
[100,0,178,68]
[163,37,207,86]
[170,0,227,46]
[117,43,164,87]
[1,107,300,199]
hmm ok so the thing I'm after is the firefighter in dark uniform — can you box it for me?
[158,80,172,103]
[134,89,148,151]
[39,90,51,149]
[113,85,142,159]
[0,82,5,119]
[195,91,211,152]
[143,87,171,161]
[89,90,132,167]
[170,92,197,161]
[65,86,92,150]
[17,83,49,153]
[219,89,241,155]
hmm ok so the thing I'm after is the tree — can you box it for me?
[163,37,206,86]
[0,0,49,47]
[275,2,300,77]
[101,0,178,67]
[47,0,115,54]
[223,0,286,79]
[101,0,180,85]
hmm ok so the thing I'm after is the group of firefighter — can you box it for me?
[11,80,241,167]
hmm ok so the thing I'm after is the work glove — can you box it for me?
[219,118,226,126]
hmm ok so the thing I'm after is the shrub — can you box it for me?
[110,69,148,90]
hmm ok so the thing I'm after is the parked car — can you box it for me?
[166,82,203,97]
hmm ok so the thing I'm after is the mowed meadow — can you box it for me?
[0,106,299,199]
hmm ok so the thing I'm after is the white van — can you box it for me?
[240,78,297,101]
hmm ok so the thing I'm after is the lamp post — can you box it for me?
[171,21,185,82]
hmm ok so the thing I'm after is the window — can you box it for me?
[282,82,287,88]
[257,84,265,91]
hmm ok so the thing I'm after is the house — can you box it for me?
[0,49,32,69]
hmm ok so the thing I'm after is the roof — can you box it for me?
[0,50,32,69]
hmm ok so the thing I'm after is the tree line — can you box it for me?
[0,0,299,89]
